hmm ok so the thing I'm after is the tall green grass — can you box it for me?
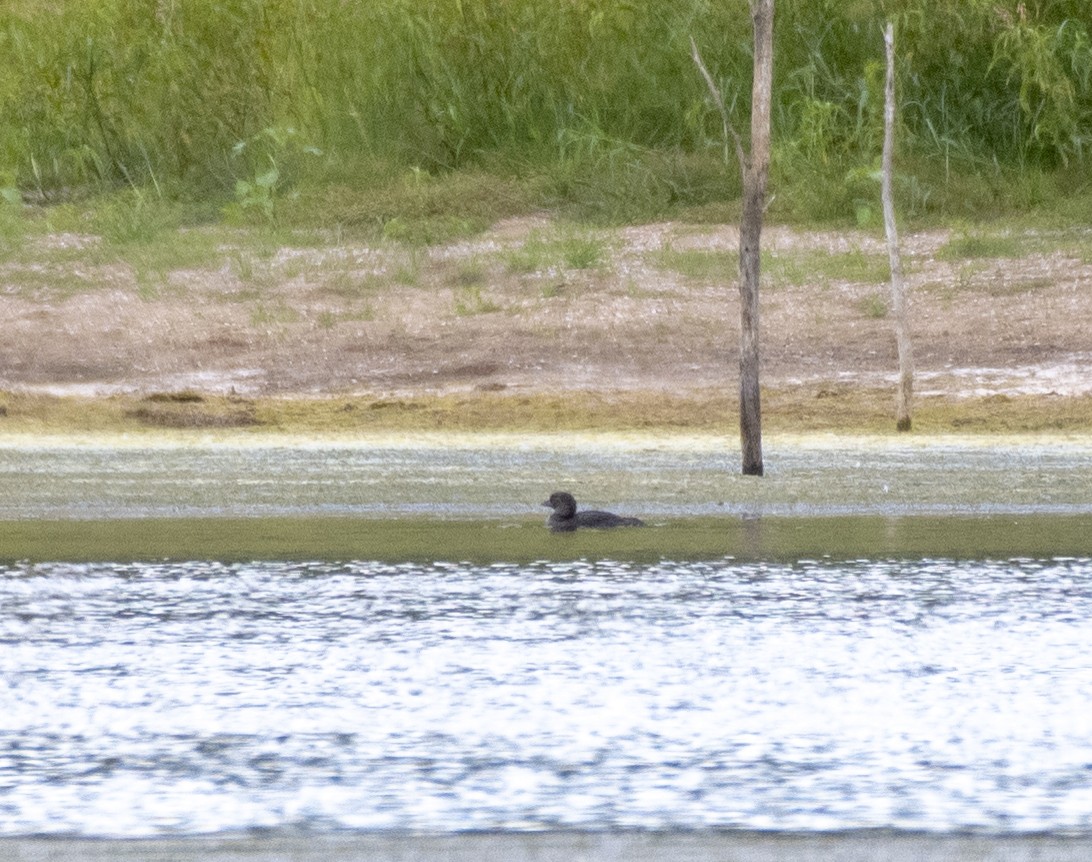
[1,0,1090,225]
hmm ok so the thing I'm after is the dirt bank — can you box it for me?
[2,219,1090,428]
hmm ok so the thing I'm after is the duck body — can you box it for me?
[542,491,645,533]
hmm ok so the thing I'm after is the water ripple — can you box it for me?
[2,557,1092,836]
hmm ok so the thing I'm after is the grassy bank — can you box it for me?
[2,1,1091,231]
[3,388,1092,436]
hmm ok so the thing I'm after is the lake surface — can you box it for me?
[4,555,1092,837]
[4,434,1092,520]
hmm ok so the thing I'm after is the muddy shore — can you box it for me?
[3,221,1091,431]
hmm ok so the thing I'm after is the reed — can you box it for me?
[1,0,1089,224]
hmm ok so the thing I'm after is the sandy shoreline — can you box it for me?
[5,220,1092,407]
[6,831,1092,862]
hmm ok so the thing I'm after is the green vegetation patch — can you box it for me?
[771,248,890,286]
[453,284,502,316]
[856,293,889,319]
[292,169,538,245]
[653,245,737,281]
[655,245,890,287]
[505,228,608,274]
[937,231,1030,261]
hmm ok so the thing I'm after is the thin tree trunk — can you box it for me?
[691,1,774,475]
[739,0,774,475]
[882,21,913,432]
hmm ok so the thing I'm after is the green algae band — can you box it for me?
[3,515,1091,564]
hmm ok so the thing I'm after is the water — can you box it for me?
[4,435,1092,520]
[3,556,1092,837]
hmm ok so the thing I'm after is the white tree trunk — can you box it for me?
[882,21,913,432]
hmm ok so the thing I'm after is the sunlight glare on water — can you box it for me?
[2,557,1092,836]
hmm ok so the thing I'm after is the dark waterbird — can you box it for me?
[542,491,645,533]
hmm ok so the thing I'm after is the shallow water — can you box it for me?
[3,556,1092,837]
[3,435,1092,520]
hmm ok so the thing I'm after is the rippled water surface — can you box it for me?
[3,557,1092,836]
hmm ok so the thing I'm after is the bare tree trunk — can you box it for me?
[739,0,774,475]
[882,21,913,432]
[691,1,774,475]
